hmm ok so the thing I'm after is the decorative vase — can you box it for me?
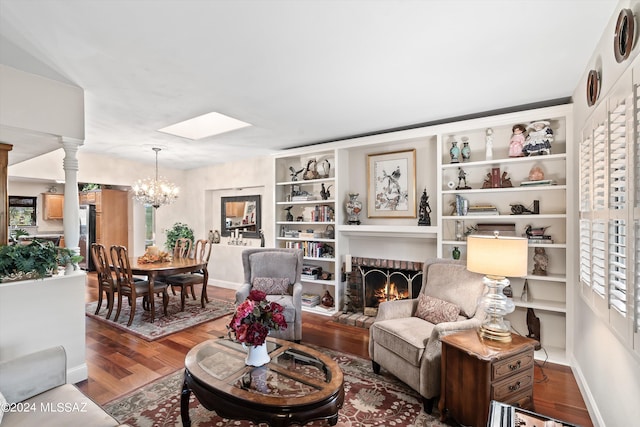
[345,193,362,225]
[461,140,471,162]
[449,140,460,163]
[244,342,270,367]
[452,247,461,260]
[321,290,334,308]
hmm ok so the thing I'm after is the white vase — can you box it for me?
[244,342,270,367]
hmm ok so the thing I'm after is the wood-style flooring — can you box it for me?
[78,273,592,426]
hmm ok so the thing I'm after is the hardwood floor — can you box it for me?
[78,273,592,426]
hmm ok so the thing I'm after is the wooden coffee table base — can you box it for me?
[181,370,343,427]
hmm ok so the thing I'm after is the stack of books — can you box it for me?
[527,235,553,244]
[466,205,499,216]
[302,264,322,280]
[302,293,320,307]
[292,195,317,201]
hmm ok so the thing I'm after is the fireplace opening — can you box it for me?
[361,266,422,316]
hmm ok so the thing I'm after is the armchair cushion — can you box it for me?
[370,317,435,366]
[414,294,460,324]
[252,277,290,295]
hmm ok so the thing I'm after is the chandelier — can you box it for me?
[132,147,179,209]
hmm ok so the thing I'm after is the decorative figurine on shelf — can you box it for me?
[259,229,265,247]
[485,128,494,160]
[461,137,471,162]
[320,183,332,200]
[345,193,362,225]
[521,279,530,302]
[284,206,294,222]
[482,173,492,189]
[289,166,304,181]
[508,124,527,157]
[525,224,550,238]
[511,204,535,215]
[526,308,542,350]
[418,189,432,226]
[303,159,320,180]
[456,167,471,189]
[321,159,331,178]
[523,120,553,156]
[449,139,460,163]
[528,165,545,181]
[501,171,513,188]
[452,246,461,260]
[532,247,549,276]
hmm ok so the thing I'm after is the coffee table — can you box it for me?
[181,337,344,427]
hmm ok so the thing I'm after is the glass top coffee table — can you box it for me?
[181,337,344,427]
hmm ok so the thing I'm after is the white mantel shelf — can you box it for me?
[337,225,438,239]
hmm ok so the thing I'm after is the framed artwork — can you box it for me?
[367,149,416,218]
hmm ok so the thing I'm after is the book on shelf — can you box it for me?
[466,207,499,216]
[520,179,555,186]
[491,167,501,188]
[291,195,317,201]
[301,274,318,280]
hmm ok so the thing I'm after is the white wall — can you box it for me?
[570,1,640,425]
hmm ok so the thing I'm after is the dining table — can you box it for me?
[128,257,209,323]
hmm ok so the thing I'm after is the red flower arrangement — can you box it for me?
[228,289,287,347]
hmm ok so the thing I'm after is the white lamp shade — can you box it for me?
[466,235,528,278]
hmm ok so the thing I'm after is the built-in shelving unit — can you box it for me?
[436,104,573,364]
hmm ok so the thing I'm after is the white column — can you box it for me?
[61,137,83,254]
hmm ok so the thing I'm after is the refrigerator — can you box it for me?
[78,204,97,271]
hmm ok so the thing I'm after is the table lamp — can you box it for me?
[467,232,528,342]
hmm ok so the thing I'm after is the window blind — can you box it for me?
[592,220,606,297]
[580,131,592,212]
[592,122,607,211]
[609,219,627,315]
[580,219,591,287]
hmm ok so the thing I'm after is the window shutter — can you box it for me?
[609,219,627,315]
[580,219,591,288]
[592,220,606,297]
[609,103,627,210]
[580,130,592,212]
[592,122,607,211]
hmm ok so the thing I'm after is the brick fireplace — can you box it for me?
[343,256,424,317]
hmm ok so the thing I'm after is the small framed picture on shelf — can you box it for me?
[367,149,416,218]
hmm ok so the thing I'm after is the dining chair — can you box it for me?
[165,239,212,311]
[173,238,192,259]
[110,245,169,326]
[90,243,117,319]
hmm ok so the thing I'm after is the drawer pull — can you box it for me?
[509,381,521,392]
[508,360,521,371]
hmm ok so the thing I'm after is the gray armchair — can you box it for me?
[368,258,486,413]
[236,248,303,342]
[0,346,127,426]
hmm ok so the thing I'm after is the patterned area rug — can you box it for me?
[104,345,449,427]
[85,296,235,341]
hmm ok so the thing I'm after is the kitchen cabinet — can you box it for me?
[42,193,64,220]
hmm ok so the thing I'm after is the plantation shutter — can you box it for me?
[592,122,607,211]
[580,130,592,212]
[580,220,591,288]
[592,220,606,297]
[609,219,627,314]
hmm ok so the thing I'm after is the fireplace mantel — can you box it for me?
[338,225,437,239]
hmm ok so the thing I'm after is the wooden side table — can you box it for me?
[438,329,536,427]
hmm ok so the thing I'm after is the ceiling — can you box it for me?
[0,0,617,170]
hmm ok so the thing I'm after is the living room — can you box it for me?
[2,1,640,426]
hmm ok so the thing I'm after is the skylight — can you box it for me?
[157,112,251,140]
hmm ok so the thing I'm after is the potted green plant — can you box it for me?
[0,240,59,282]
[57,247,84,273]
[165,222,194,252]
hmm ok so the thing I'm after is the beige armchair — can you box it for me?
[368,258,486,413]
[236,248,303,342]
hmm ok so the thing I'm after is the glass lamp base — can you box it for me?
[479,325,512,342]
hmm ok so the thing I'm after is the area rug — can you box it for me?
[104,345,449,427]
[85,297,235,341]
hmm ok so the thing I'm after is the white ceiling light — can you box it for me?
[157,112,252,140]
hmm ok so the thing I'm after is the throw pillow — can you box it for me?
[252,277,290,295]
[414,294,460,324]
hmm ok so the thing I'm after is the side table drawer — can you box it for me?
[503,390,534,410]
[493,350,533,380]
[491,369,534,401]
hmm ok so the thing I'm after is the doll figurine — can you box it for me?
[508,124,526,157]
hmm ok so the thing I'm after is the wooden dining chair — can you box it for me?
[110,245,169,326]
[90,243,117,319]
[173,238,192,259]
[165,239,212,311]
